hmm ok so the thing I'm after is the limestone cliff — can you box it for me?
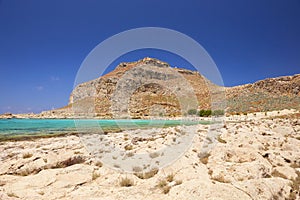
[225,74,300,113]
[66,57,216,118]
[2,58,299,119]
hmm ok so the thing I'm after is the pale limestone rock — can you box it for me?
[232,178,292,200]
[168,179,252,200]
[0,112,300,199]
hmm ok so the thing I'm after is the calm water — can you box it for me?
[0,119,203,138]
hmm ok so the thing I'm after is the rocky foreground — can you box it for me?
[0,110,299,200]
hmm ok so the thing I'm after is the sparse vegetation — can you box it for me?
[157,180,171,194]
[113,164,120,168]
[290,162,300,168]
[124,144,133,151]
[175,180,183,186]
[52,156,85,168]
[95,161,103,167]
[271,169,288,179]
[92,171,100,180]
[132,166,142,173]
[134,168,158,179]
[7,192,18,198]
[157,180,167,188]
[19,168,32,176]
[23,153,33,159]
[212,110,225,116]
[198,109,212,117]
[156,174,181,194]
[199,152,210,165]
[119,177,134,187]
[0,181,5,186]
[7,152,16,158]
[112,156,118,160]
[162,185,171,194]
[288,171,300,200]
[187,109,197,115]
[226,92,300,113]
[217,135,227,144]
[149,152,160,159]
[166,174,174,182]
[126,152,134,157]
[212,174,230,183]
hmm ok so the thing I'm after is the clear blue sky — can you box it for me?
[0,0,299,114]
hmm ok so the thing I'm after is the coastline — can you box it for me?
[0,109,299,199]
[0,118,211,142]
[0,108,297,142]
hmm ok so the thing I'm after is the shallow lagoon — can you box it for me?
[0,119,210,140]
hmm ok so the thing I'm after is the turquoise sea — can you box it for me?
[0,119,206,140]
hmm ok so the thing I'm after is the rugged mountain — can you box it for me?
[62,58,300,117]
[226,74,300,113]
[64,57,220,118]
[3,57,298,119]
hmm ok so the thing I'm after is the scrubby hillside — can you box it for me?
[4,58,298,119]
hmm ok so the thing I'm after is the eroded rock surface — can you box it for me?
[0,112,299,199]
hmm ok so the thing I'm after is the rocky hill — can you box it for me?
[53,57,222,119]
[2,58,299,119]
[65,57,300,117]
[226,74,300,113]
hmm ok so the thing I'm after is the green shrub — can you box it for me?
[212,110,225,116]
[187,109,197,115]
[198,109,212,117]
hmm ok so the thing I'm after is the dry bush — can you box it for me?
[52,156,85,168]
[134,168,159,179]
[119,177,134,187]
[156,180,171,194]
[162,186,171,194]
[22,153,33,159]
[124,144,133,151]
[212,174,230,183]
[157,180,167,188]
[271,169,288,179]
[95,161,103,167]
[166,174,174,182]
[7,152,16,158]
[217,135,227,144]
[126,152,134,157]
[199,153,210,165]
[92,171,100,180]
[175,180,183,186]
[149,152,160,159]
[132,166,142,173]
[288,171,300,200]
[7,192,18,198]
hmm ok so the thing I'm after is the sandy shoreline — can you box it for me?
[0,109,299,199]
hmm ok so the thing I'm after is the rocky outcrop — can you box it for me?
[225,74,300,113]
[2,58,299,119]
[60,58,300,117]
[0,111,299,199]
[65,57,215,118]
